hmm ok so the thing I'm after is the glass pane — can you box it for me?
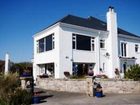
[76,35,91,51]
[39,38,44,52]
[46,35,52,51]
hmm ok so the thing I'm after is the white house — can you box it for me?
[33,7,140,79]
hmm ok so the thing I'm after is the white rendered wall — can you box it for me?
[33,24,61,79]
[33,23,109,79]
[59,24,100,77]
[98,33,108,75]
[100,49,109,75]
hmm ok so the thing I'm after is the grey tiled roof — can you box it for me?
[59,15,140,38]
[59,15,107,31]
[40,14,140,38]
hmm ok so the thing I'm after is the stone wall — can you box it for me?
[98,79,140,94]
[37,78,87,93]
[37,77,140,94]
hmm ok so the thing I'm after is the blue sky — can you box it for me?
[0,0,140,62]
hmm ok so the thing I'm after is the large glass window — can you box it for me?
[72,33,94,51]
[77,35,91,50]
[37,33,54,53]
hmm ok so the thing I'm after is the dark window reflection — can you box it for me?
[39,38,44,52]
[76,35,91,51]
[46,35,52,51]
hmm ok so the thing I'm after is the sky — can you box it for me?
[0,0,140,62]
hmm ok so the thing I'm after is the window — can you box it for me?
[135,44,139,52]
[121,42,127,57]
[100,40,105,48]
[37,33,54,53]
[45,35,52,51]
[38,38,45,53]
[77,35,91,50]
[72,33,94,51]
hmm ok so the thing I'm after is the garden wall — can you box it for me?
[37,78,87,93]
[37,77,140,94]
[97,79,140,94]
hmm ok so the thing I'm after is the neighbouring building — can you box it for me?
[33,7,140,79]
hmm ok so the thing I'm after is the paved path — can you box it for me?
[33,89,140,105]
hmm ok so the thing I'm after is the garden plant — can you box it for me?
[0,73,32,105]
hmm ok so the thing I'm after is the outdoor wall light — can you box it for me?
[65,56,69,59]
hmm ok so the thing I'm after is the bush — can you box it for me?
[125,64,140,81]
[0,73,32,105]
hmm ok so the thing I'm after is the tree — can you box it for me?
[10,62,32,76]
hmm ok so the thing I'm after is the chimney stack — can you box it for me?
[106,6,119,78]
[108,6,114,11]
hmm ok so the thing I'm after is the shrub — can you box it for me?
[0,73,32,105]
[125,64,140,81]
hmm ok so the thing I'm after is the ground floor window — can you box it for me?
[73,63,95,77]
[38,63,54,77]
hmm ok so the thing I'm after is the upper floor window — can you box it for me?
[72,33,94,51]
[100,39,105,48]
[135,44,139,52]
[45,34,53,51]
[38,38,45,53]
[121,42,127,57]
[37,33,54,53]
